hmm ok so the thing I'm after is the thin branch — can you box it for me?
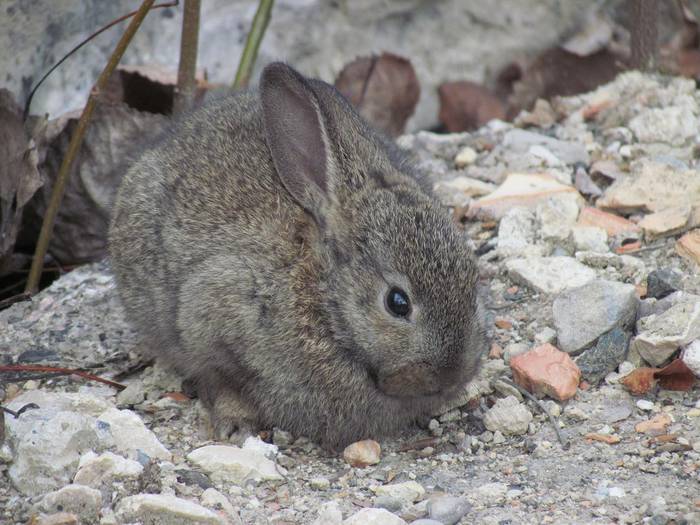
[0,365,126,391]
[1,403,40,418]
[630,0,659,71]
[25,0,158,295]
[174,0,201,114]
[0,291,31,310]
[233,0,275,88]
[499,377,569,450]
[23,1,178,120]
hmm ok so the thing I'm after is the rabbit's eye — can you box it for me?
[386,287,411,318]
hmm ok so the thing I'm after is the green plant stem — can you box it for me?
[233,0,274,88]
[25,0,157,295]
[175,0,201,113]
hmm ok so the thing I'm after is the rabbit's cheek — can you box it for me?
[377,362,442,397]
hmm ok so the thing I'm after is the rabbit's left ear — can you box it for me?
[260,62,336,221]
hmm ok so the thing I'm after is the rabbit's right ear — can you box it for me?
[260,63,334,221]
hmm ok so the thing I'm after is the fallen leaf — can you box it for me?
[620,367,658,395]
[635,413,672,434]
[654,359,696,391]
[585,432,621,444]
[438,81,506,132]
[335,53,420,137]
[162,391,191,402]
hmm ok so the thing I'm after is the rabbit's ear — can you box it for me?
[261,62,333,218]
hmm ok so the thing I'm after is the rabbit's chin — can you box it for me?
[375,361,471,399]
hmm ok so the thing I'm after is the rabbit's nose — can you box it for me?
[377,362,442,397]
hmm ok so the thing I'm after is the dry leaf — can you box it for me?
[654,359,696,391]
[635,413,672,434]
[438,81,506,132]
[335,53,420,137]
[585,432,620,444]
[620,367,658,395]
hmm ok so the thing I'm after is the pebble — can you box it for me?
[454,146,478,167]
[373,481,425,505]
[572,226,609,253]
[38,485,102,523]
[473,482,508,504]
[187,445,284,485]
[343,439,381,468]
[312,502,343,525]
[682,340,700,377]
[426,495,472,525]
[646,268,683,300]
[115,382,146,406]
[115,493,223,525]
[343,507,406,525]
[483,396,533,435]
[200,488,239,523]
[537,195,580,242]
[636,399,655,411]
[272,428,294,447]
[535,327,557,345]
[496,207,541,257]
[73,450,143,489]
[510,344,581,401]
[506,256,596,294]
[552,279,638,354]
[310,477,331,490]
[97,407,171,461]
[242,435,278,459]
[575,327,631,384]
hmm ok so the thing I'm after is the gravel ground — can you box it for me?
[1,72,700,525]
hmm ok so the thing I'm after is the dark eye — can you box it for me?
[386,287,411,318]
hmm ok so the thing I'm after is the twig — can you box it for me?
[499,377,569,450]
[25,0,158,295]
[621,242,667,255]
[23,1,178,120]
[630,0,659,71]
[0,290,30,310]
[1,403,40,418]
[174,0,201,114]
[0,365,126,391]
[398,436,440,452]
[233,0,275,88]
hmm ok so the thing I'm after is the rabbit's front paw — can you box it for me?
[209,390,257,444]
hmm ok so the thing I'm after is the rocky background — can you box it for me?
[1,72,699,524]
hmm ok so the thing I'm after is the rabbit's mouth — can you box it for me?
[376,362,447,398]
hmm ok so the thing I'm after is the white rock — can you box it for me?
[536,194,580,241]
[483,396,533,435]
[636,400,654,411]
[73,451,143,488]
[116,493,223,525]
[497,207,542,257]
[629,106,699,146]
[682,340,700,377]
[572,226,609,253]
[242,436,278,459]
[373,481,426,504]
[631,294,700,366]
[187,445,284,485]
[506,256,596,294]
[38,484,102,522]
[97,408,170,461]
[473,481,508,504]
[310,477,331,490]
[343,507,406,525]
[201,488,240,523]
[313,501,344,525]
[454,146,478,168]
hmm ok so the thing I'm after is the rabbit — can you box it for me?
[109,62,486,449]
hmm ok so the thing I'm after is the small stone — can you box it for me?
[469,172,582,220]
[639,206,691,239]
[510,344,581,401]
[537,195,581,242]
[343,507,406,525]
[200,488,239,523]
[97,408,171,460]
[535,327,557,345]
[635,413,672,434]
[496,207,541,257]
[629,106,699,145]
[454,146,478,168]
[683,340,700,377]
[32,513,79,525]
[473,482,508,504]
[483,396,533,435]
[426,495,471,525]
[74,451,143,489]
[575,328,631,384]
[116,494,223,525]
[176,469,213,490]
[272,428,293,447]
[313,502,343,525]
[373,481,425,504]
[310,477,331,490]
[116,382,146,406]
[577,207,641,238]
[343,439,381,468]
[572,226,609,253]
[503,343,530,364]
[38,485,102,523]
[506,256,596,295]
[187,445,284,485]
[677,229,700,266]
[636,399,654,411]
[631,293,700,366]
[434,176,496,206]
[492,430,506,444]
[439,409,461,423]
[242,436,278,459]
[553,279,638,354]
[646,269,682,300]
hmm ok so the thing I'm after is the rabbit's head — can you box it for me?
[262,63,485,401]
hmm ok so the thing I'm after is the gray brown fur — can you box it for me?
[109,63,485,449]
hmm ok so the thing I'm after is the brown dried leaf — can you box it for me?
[335,53,420,137]
[620,367,658,395]
[654,358,696,391]
[584,432,620,444]
[438,81,506,132]
[0,89,43,272]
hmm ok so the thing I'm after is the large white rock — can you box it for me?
[96,408,171,460]
[38,484,103,523]
[116,493,223,525]
[73,451,144,489]
[372,481,426,505]
[683,340,700,377]
[629,106,700,146]
[506,256,596,294]
[483,396,533,435]
[344,507,406,525]
[187,445,284,485]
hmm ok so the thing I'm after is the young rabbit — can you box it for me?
[109,63,486,449]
